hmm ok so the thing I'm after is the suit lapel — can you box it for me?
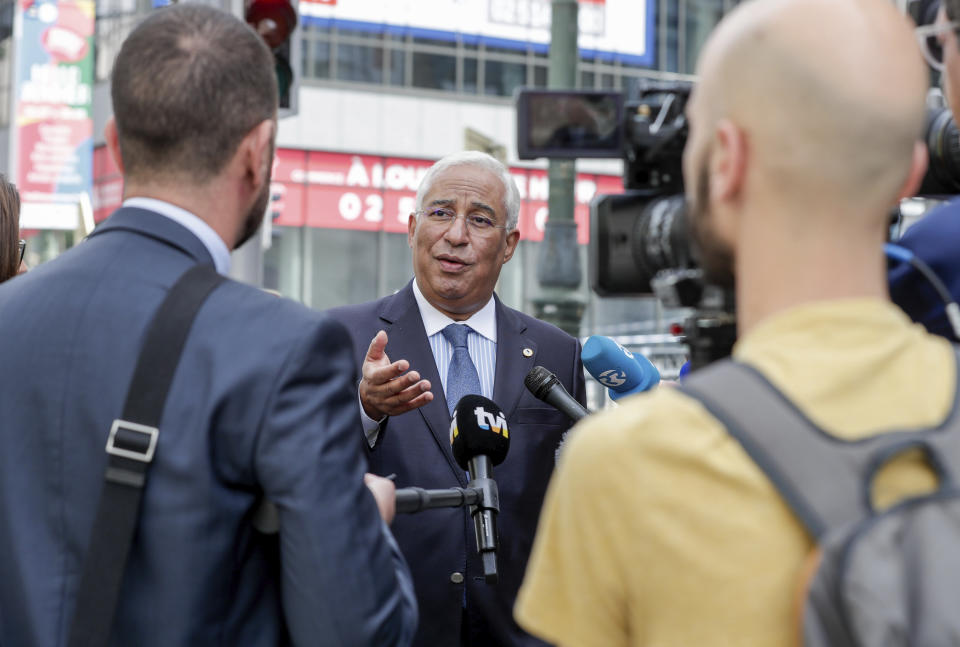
[492,296,536,422]
[380,282,467,485]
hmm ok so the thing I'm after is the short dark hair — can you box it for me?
[110,4,278,183]
[0,175,21,283]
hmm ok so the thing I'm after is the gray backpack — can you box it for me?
[681,355,960,646]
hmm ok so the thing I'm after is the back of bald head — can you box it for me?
[697,0,927,213]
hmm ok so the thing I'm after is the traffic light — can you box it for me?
[246,0,297,111]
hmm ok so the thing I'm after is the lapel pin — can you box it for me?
[522,348,533,358]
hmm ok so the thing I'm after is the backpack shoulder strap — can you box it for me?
[67,263,225,647]
[679,350,960,540]
[926,346,960,489]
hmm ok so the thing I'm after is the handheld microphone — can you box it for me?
[524,366,589,422]
[581,335,660,401]
[450,394,509,584]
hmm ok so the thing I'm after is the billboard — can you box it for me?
[93,147,624,244]
[10,0,95,230]
[299,0,654,66]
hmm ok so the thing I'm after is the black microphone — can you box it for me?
[524,366,589,422]
[450,394,509,584]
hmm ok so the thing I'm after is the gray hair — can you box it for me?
[415,151,521,231]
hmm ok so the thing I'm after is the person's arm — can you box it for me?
[357,330,434,448]
[359,390,386,448]
[254,316,417,646]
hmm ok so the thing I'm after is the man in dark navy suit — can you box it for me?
[0,5,416,646]
[328,151,586,647]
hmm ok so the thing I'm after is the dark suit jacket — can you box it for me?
[0,208,416,647]
[328,281,585,647]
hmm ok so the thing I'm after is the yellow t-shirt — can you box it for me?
[515,299,955,647]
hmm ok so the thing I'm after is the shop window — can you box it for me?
[336,43,384,83]
[413,51,456,91]
[483,60,525,96]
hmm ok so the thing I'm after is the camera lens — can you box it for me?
[631,195,691,280]
[919,106,960,195]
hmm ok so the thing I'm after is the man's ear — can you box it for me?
[241,119,275,190]
[408,210,418,248]
[104,117,125,175]
[502,228,520,263]
[710,119,748,205]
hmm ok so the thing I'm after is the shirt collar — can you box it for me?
[123,197,232,275]
[412,279,498,342]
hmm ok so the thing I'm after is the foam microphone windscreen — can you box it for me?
[449,394,510,470]
[582,335,660,400]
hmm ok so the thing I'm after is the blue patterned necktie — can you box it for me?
[442,323,482,417]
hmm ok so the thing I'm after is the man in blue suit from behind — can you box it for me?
[0,5,416,646]
[328,151,586,647]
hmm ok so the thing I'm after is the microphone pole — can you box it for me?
[466,454,500,582]
[395,486,482,514]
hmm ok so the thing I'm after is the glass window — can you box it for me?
[264,226,303,300]
[381,233,414,296]
[483,60,526,96]
[311,40,332,80]
[684,0,725,74]
[336,43,384,83]
[662,0,680,72]
[484,44,527,56]
[533,64,547,88]
[413,51,456,90]
[388,48,406,85]
[600,72,616,89]
[305,229,379,309]
[413,36,456,49]
[463,58,478,94]
[580,70,595,89]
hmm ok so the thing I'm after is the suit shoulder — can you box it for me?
[210,279,351,347]
[325,296,387,325]
[507,306,579,345]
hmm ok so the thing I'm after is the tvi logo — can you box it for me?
[474,406,509,438]
[598,369,626,388]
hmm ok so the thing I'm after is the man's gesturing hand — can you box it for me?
[359,330,433,420]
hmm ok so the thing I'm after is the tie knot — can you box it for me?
[442,323,471,349]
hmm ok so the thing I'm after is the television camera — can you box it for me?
[516,67,960,369]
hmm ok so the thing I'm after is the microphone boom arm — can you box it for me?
[395,486,483,514]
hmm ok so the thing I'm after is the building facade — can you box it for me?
[5,0,740,395]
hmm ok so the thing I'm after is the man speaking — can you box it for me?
[329,151,585,647]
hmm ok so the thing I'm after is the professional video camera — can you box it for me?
[516,63,960,368]
[517,82,736,368]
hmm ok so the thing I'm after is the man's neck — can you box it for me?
[123,182,237,251]
[734,206,889,336]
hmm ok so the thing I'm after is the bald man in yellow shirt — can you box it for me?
[515,1,955,645]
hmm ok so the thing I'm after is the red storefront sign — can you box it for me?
[93,147,624,243]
